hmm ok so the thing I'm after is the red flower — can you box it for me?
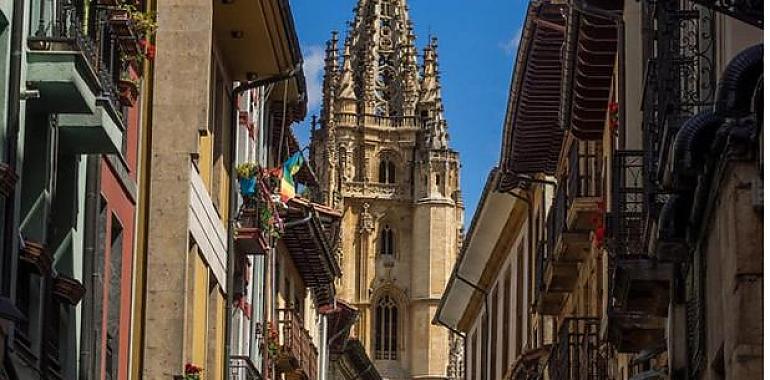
[184,363,203,375]
[139,38,157,61]
[593,226,605,248]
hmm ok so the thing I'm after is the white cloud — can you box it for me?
[500,30,522,55]
[303,45,325,113]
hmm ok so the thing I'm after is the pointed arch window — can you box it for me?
[379,159,397,184]
[375,295,398,360]
[380,225,395,256]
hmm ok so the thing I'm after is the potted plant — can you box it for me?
[182,363,203,380]
[117,71,139,107]
[236,163,260,198]
[266,322,280,360]
[111,5,157,55]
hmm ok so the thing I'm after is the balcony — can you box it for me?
[26,0,126,154]
[606,151,672,353]
[235,172,275,255]
[277,309,318,380]
[536,187,576,315]
[230,356,261,380]
[546,317,607,380]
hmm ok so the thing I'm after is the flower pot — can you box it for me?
[53,276,86,305]
[117,80,139,107]
[0,162,18,198]
[108,9,134,37]
[239,177,258,197]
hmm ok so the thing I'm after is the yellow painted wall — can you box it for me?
[212,290,226,380]
[198,133,214,190]
[191,253,210,368]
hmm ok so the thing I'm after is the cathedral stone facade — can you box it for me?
[309,1,464,379]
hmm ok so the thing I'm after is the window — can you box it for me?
[379,225,395,256]
[515,244,524,357]
[375,295,398,360]
[378,159,396,184]
[470,331,478,380]
[490,287,499,380]
[106,215,123,380]
[502,267,511,374]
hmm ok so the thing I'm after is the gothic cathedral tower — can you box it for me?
[310,1,464,379]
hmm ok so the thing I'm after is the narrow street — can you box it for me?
[0,1,763,380]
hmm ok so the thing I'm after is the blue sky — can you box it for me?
[290,0,527,225]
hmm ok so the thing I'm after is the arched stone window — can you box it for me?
[378,159,396,184]
[375,295,399,360]
[379,225,395,256]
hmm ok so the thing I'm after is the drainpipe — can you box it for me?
[224,64,302,380]
[2,0,26,296]
[80,155,101,380]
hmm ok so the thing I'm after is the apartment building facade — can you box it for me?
[436,1,763,379]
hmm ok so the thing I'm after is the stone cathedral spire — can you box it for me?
[311,2,463,379]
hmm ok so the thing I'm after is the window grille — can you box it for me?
[375,295,399,360]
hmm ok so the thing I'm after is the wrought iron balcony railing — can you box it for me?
[230,355,261,380]
[567,140,602,205]
[277,308,318,380]
[606,150,646,257]
[546,317,607,380]
[28,0,132,114]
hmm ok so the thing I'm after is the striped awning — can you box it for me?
[500,3,567,180]
[561,3,621,140]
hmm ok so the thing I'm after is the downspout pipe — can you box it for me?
[81,155,101,380]
[2,0,25,296]
[224,65,302,380]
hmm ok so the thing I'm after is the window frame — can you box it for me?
[374,294,399,360]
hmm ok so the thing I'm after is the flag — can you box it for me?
[279,152,304,203]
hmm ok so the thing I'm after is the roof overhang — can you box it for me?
[560,1,621,140]
[435,170,527,332]
[280,198,342,295]
[213,0,307,116]
[499,2,567,178]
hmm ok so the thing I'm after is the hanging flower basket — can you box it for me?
[53,275,86,305]
[182,363,203,380]
[0,162,18,198]
[117,79,139,107]
[239,177,258,198]
[108,9,133,37]
[19,240,52,276]
[236,163,261,198]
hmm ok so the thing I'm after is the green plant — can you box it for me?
[183,363,203,380]
[236,162,260,179]
[119,5,158,38]
[266,322,280,359]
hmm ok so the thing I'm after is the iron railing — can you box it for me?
[642,0,716,220]
[567,140,602,205]
[607,150,646,257]
[277,308,318,380]
[689,0,762,28]
[547,182,567,260]
[547,317,607,380]
[29,0,127,114]
[230,355,262,380]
